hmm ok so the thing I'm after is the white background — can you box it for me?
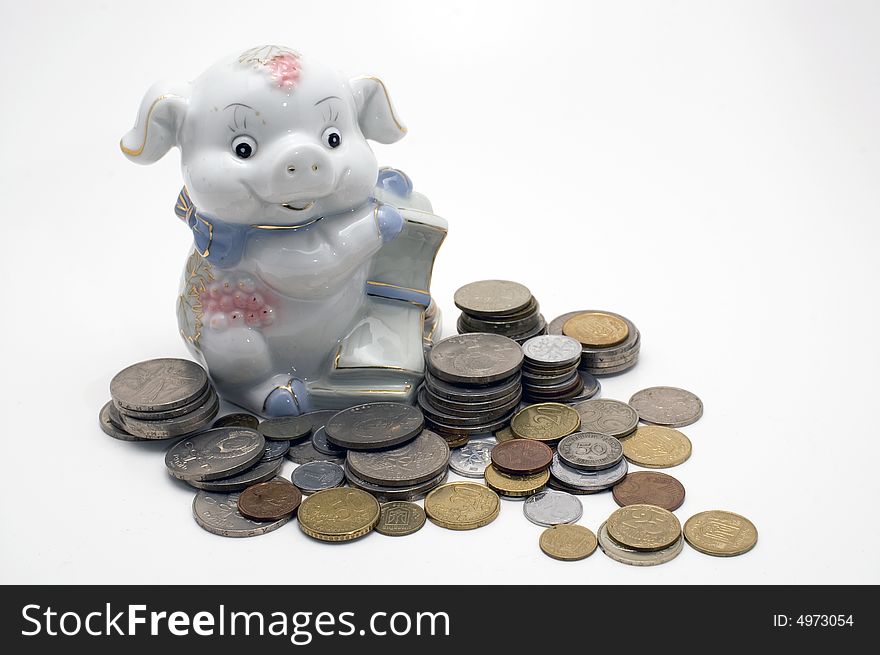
[1,0,878,584]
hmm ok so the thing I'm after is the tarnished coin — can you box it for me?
[550,453,628,492]
[291,461,345,494]
[629,386,703,428]
[557,432,623,471]
[510,403,580,443]
[285,439,345,466]
[454,280,532,316]
[425,482,501,530]
[346,429,449,487]
[607,504,681,551]
[621,425,692,468]
[325,402,424,450]
[261,439,290,461]
[258,415,313,442]
[418,388,520,426]
[449,441,495,478]
[490,439,553,475]
[562,311,629,347]
[165,428,265,481]
[573,399,639,438]
[213,413,260,430]
[494,426,517,443]
[111,358,208,412]
[424,370,522,402]
[238,479,302,521]
[99,401,150,442]
[425,411,516,438]
[192,478,292,538]
[522,335,583,367]
[345,464,448,502]
[188,458,282,493]
[484,465,549,498]
[118,384,213,421]
[427,333,524,385]
[684,510,758,557]
[302,410,341,431]
[612,471,686,511]
[523,490,583,526]
[375,501,427,537]
[598,521,683,566]
[311,427,346,456]
[539,524,598,561]
[297,487,381,542]
[566,371,601,403]
[120,392,220,439]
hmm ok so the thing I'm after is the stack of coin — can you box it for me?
[101,358,218,441]
[420,333,524,446]
[484,439,552,498]
[520,335,586,402]
[598,504,684,566]
[549,310,640,375]
[454,280,547,343]
[548,431,628,495]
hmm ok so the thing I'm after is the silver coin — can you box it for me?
[427,333,524,385]
[424,370,522,402]
[572,399,639,438]
[454,280,532,316]
[346,429,449,487]
[187,458,282,492]
[424,409,516,437]
[119,384,214,421]
[120,391,220,439]
[285,439,345,466]
[448,441,494,477]
[582,358,639,376]
[566,371,601,403]
[550,453,628,491]
[213,413,260,430]
[325,402,424,450]
[418,388,521,426]
[111,358,208,412]
[344,464,448,502]
[261,439,291,462]
[165,427,265,481]
[291,461,345,494]
[192,478,292,537]
[628,386,703,428]
[99,401,150,442]
[302,410,342,431]
[557,432,624,471]
[459,308,541,334]
[258,415,313,442]
[522,335,582,368]
[422,384,522,415]
[522,489,583,526]
[597,521,684,566]
[311,426,346,456]
[507,315,548,342]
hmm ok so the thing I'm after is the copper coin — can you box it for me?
[237,479,302,521]
[612,471,686,511]
[490,439,553,476]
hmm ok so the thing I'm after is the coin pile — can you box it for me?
[549,431,628,494]
[484,438,552,498]
[454,279,546,343]
[520,335,587,403]
[598,504,684,566]
[549,310,640,375]
[101,358,219,441]
[419,333,524,447]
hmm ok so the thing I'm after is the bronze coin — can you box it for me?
[612,471,686,511]
[490,439,553,476]
[237,479,302,521]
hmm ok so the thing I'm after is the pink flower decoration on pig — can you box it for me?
[266,52,301,90]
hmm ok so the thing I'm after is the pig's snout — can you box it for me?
[274,144,335,199]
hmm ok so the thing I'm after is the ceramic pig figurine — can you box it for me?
[121,45,446,416]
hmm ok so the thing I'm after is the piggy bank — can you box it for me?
[121,45,446,416]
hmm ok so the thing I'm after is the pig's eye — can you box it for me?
[322,127,342,149]
[231,135,257,159]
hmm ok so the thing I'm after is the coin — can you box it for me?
[302,410,341,431]
[612,471,686,511]
[549,453,628,492]
[285,439,345,465]
[494,426,517,443]
[375,501,427,536]
[566,371,601,403]
[418,388,521,426]
[621,425,692,468]
[425,482,501,530]
[111,358,208,412]
[290,460,344,493]
[539,524,597,561]
[424,412,515,437]
[684,510,758,557]
[420,385,522,417]
[523,490,583,526]
[99,401,150,442]
[454,280,532,316]
[448,441,494,478]
[188,458,282,492]
[484,465,549,497]
[191,478,292,537]
[597,521,683,566]
[572,399,638,438]
[490,439,553,475]
[346,429,449,487]
[606,504,681,551]
[118,384,214,421]
[258,415,313,442]
[212,413,260,430]
[424,370,522,402]
[522,335,583,368]
[120,392,220,439]
[165,427,265,481]
[562,312,629,347]
[510,403,580,443]
[557,432,623,471]
[629,387,703,428]
[261,439,290,461]
[311,427,346,456]
[297,487,381,542]
[427,333,524,385]
[345,464,448,502]
[238,479,303,521]
[325,402,424,450]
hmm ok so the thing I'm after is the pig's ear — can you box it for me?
[120,81,190,164]
[350,76,407,144]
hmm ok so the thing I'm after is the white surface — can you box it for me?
[1,0,878,584]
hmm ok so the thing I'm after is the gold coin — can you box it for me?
[511,403,580,443]
[684,510,758,557]
[483,465,549,497]
[494,426,517,443]
[562,312,629,347]
[620,425,692,468]
[539,524,598,561]
[606,504,681,551]
[375,501,426,537]
[297,487,380,542]
[424,482,500,530]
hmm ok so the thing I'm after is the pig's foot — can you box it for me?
[261,375,311,417]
